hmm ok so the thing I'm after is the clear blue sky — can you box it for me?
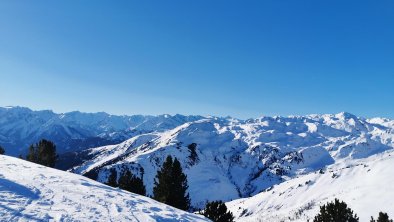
[0,1,393,119]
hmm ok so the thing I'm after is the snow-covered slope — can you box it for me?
[226,150,394,222]
[70,112,394,208]
[0,155,209,222]
[0,106,203,155]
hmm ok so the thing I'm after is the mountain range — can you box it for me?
[1,106,394,221]
[0,106,203,156]
[67,111,394,209]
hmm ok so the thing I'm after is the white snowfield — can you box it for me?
[71,112,394,208]
[227,150,394,222]
[0,155,209,222]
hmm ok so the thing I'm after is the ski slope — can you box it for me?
[226,150,394,222]
[0,155,209,222]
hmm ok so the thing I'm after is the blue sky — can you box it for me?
[0,1,393,119]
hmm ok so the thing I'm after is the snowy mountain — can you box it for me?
[2,106,394,216]
[69,112,394,209]
[0,106,203,156]
[226,149,394,221]
[0,155,209,222]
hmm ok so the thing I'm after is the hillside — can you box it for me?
[0,155,209,222]
[226,150,394,221]
[70,112,394,208]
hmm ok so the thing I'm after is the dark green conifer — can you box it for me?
[106,168,118,188]
[118,169,146,196]
[371,212,393,222]
[26,139,57,167]
[153,156,191,211]
[202,200,234,222]
[313,198,359,222]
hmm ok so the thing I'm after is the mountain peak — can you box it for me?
[336,111,358,119]
[1,106,32,112]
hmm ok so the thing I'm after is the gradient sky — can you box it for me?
[0,1,393,119]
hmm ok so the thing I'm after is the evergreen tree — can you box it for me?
[371,212,393,222]
[153,156,191,211]
[153,156,173,204]
[130,174,146,196]
[171,157,191,210]
[106,168,118,188]
[202,200,234,222]
[118,170,146,196]
[0,146,5,155]
[118,170,132,191]
[26,139,57,167]
[187,143,199,165]
[313,199,359,222]
[26,144,37,163]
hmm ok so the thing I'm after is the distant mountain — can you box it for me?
[3,106,394,213]
[226,150,394,221]
[0,155,209,221]
[69,112,394,209]
[0,106,204,156]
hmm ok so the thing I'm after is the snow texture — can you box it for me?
[70,112,394,209]
[226,150,394,221]
[2,106,394,218]
[0,155,209,222]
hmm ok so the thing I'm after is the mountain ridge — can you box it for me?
[0,106,205,155]
[68,111,394,208]
[3,106,388,157]
[2,106,394,218]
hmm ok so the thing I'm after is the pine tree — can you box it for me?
[187,143,199,165]
[118,170,132,191]
[130,174,146,196]
[371,212,393,222]
[202,200,234,222]
[313,199,359,222]
[26,139,57,167]
[26,144,38,163]
[118,170,146,196]
[131,173,146,196]
[106,168,118,188]
[153,156,173,204]
[171,158,191,210]
[0,146,5,155]
[153,156,191,211]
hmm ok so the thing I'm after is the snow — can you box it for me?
[0,155,209,222]
[70,112,394,209]
[2,107,394,217]
[226,150,394,222]
[0,106,205,155]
